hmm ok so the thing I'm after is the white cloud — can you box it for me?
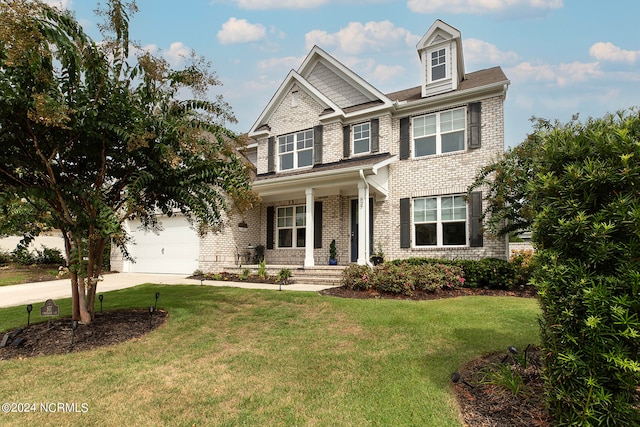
[371,64,405,83]
[463,38,519,66]
[43,0,73,10]
[507,61,601,86]
[305,21,418,54]
[232,0,328,9]
[164,42,191,67]
[217,17,266,45]
[257,56,304,73]
[407,0,563,14]
[589,42,640,64]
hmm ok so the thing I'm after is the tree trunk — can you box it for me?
[77,276,92,324]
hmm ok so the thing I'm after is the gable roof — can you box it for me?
[249,46,393,137]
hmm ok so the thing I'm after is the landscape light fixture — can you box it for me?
[26,304,33,327]
[99,294,104,313]
[451,371,474,389]
[155,292,160,310]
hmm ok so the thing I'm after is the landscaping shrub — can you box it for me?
[390,257,521,290]
[0,249,12,265]
[528,112,640,426]
[11,245,35,265]
[342,262,464,295]
[34,246,65,265]
[341,264,373,290]
[409,262,464,292]
[510,249,535,286]
[372,262,414,295]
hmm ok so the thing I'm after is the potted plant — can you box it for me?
[370,243,384,266]
[329,239,338,265]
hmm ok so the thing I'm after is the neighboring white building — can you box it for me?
[112,20,510,274]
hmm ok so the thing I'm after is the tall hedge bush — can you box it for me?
[529,111,640,425]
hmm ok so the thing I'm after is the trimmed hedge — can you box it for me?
[390,257,524,290]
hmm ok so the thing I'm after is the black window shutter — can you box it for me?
[314,201,322,249]
[343,125,350,158]
[313,125,323,165]
[370,118,379,153]
[470,191,483,247]
[400,198,411,248]
[468,102,482,149]
[266,206,275,249]
[399,117,410,160]
[267,137,275,172]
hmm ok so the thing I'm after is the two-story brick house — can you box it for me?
[241,19,509,268]
[112,19,509,274]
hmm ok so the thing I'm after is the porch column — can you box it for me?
[304,188,315,267]
[357,181,370,265]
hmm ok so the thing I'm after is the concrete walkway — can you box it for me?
[0,273,338,308]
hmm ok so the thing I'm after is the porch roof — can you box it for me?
[253,153,397,202]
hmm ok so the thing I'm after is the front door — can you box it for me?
[350,198,373,263]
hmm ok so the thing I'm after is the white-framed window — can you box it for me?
[277,205,306,248]
[413,107,465,157]
[429,47,447,82]
[413,195,467,246]
[353,122,370,155]
[278,130,313,171]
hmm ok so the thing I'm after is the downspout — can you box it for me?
[359,170,371,265]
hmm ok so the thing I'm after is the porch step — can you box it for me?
[220,264,346,286]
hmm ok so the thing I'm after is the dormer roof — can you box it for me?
[416,20,465,97]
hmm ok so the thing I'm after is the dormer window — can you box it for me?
[430,48,447,81]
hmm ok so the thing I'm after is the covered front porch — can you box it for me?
[253,154,397,267]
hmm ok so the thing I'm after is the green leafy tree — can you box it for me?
[0,0,257,323]
[471,111,640,424]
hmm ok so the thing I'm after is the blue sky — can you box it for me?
[49,0,640,148]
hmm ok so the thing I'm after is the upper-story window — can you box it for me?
[278,130,313,171]
[412,107,465,157]
[430,47,447,82]
[353,122,370,155]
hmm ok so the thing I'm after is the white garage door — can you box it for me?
[128,216,199,274]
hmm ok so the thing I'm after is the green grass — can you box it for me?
[0,271,30,286]
[0,285,540,426]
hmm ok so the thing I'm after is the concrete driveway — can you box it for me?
[0,273,336,308]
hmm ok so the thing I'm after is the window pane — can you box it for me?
[296,206,306,226]
[354,138,369,154]
[452,108,465,130]
[280,153,294,170]
[441,197,453,221]
[296,228,306,248]
[443,222,466,245]
[415,136,436,157]
[278,229,292,247]
[413,115,436,138]
[415,223,437,246]
[432,64,445,80]
[298,149,312,167]
[441,130,464,153]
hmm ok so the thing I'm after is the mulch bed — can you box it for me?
[0,309,168,360]
[319,284,538,300]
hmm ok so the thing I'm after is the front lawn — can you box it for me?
[0,285,540,426]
